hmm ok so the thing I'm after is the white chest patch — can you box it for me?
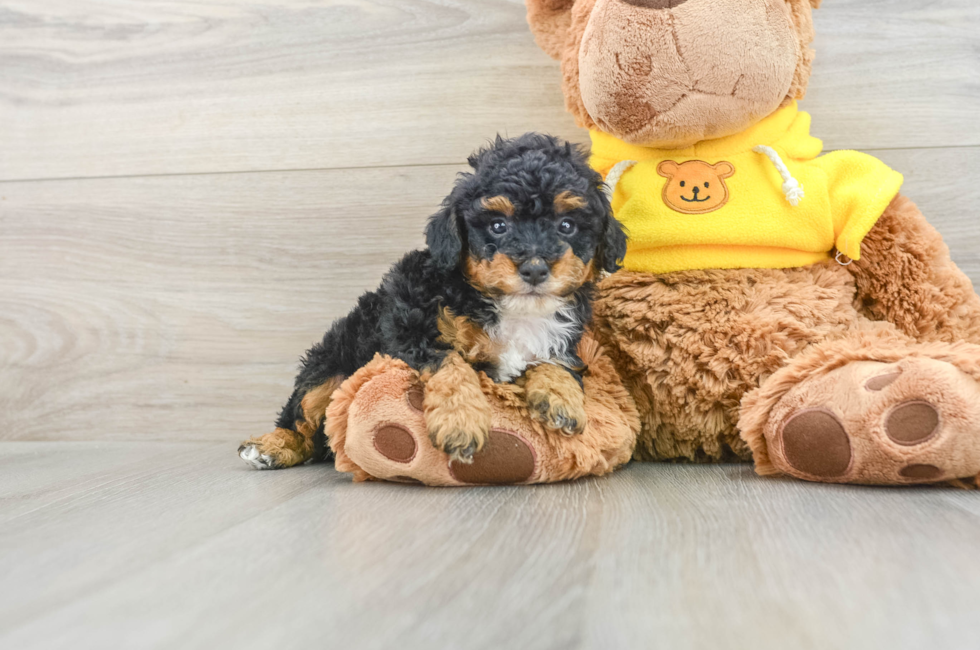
[487,295,578,382]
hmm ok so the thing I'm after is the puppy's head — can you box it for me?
[426,133,627,300]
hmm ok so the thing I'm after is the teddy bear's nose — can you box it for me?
[692,186,700,195]
[620,0,691,9]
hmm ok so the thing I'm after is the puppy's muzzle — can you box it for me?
[518,259,550,286]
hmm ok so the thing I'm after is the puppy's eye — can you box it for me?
[558,219,576,235]
[489,219,508,235]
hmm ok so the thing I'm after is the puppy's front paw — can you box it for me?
[422,352,493,464]
[425,393,491,463]
[427,424,487,465]
[527,389,586,436]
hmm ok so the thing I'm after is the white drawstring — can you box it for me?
[753,145,805,206]
[603,159,638,202]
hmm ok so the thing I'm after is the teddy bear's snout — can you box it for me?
[620,0,691,8]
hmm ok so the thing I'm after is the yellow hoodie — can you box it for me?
[590,103,904,274]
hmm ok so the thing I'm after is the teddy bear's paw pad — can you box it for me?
[449,429,535,485]
[898,464,943,480]
[779,409,852,478]
[406,384,425,413]
[373,424,418,463]
[865,370,902,391]
[388,475,426,484]
[885,401,940,446]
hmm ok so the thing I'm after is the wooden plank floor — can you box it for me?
[2,442,980,650]
[2,0,979,646]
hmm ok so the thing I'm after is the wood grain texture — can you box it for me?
[2,148,978,443]
[1,445,979,650]
[2,3,978,648]
[0,163,463,441]
[1,0,978,181]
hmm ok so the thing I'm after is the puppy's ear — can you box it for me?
[425,196,465,273]
[598,212,628,274]
[595,191,628,274]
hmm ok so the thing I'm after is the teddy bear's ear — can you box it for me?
[526,0,576,61]
[657,161,679,178]
[784,0,819,102]
[714,162,735,179]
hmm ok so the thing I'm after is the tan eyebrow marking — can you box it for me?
[480,195,515,217]
[554,191,587,213]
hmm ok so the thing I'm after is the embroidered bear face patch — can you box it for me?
[657,160,735,215]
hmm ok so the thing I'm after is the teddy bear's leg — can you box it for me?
[592,265,863,463]
[238,377,343,469]
[849,195,980,345]
[325,343,638,486]
[522,363,587,436]
[327,359,540,486]
[740,328,980,485]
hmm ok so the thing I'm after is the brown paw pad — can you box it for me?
[373,424,417,463]
[780,409,852,478]
[406,384,425,413]
[886,401,940,446]
[449,429,535,485]
[390,475,425,485]
[899,464,943,481]
[865,371,901,391]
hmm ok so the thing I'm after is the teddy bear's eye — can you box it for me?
[679,181,685,188]
[704,182,710,188]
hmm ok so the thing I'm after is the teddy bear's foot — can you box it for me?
[749,357,980,485]
[322,344,638,486]
[335,372,537,485]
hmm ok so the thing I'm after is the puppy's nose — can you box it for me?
[519,259,550,286]
[620,0,690,9]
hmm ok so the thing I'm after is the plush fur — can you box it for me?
[527,0,980,485]
[240,133,627,469]
[529,0,818,147]
[325,332,640,485]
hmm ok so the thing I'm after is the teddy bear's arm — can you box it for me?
[848,194,980,345]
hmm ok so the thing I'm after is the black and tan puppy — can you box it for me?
[240,133,627,469]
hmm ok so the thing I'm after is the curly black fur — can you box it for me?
[274,133,628,461]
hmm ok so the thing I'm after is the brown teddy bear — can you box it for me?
[324,336,639,485]
[527,0,980,485]
[319,0,980,487]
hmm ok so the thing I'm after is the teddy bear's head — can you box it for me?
[527,0,821,148]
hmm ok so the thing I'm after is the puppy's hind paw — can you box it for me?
[239,443,279,470]
[237,428,312,470]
